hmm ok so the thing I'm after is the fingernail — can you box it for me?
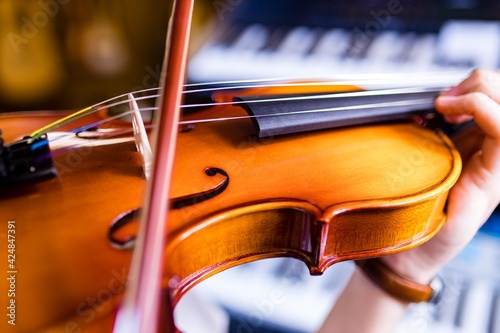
[436,95,455,105]
[440,87,458,96]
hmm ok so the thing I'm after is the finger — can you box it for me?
[442,69,500,104]
[443,114,474,124]
[435,92,500,141]
[438,92,500,175]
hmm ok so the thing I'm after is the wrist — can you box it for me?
[355,257,444,304]
[318,269,410,333]
[380,253,439,285]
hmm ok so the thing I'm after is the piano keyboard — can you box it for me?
[181,212,500,333]
[188,20,500,83]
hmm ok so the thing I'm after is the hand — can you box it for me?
[318,69,500,333]
[383,69,500,283]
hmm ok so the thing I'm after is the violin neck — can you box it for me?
[236,88,442,138]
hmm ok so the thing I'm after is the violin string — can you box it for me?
[47,98,436,144]
[44,108,154,146]
[29,78,453,140]
[35,71,464,136]
[38,91,442,138]
[29,88,160,140]
[44,112,155,160]
[182,86,445,109]
[117,86,445,110]
[178,98,436,125]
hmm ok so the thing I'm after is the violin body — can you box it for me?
[0,98,460,332]
[1,112,139,332]
[166,104,461,303]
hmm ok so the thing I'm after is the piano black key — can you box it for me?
[217,24,246,47]
[343,30,374,59]
[262,26,290,52]
[489,288,500,333]
[393,32,418,63]
[454,279,496,332]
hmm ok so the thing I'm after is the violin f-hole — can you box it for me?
[171,167,229,209]
[108,167,229,249]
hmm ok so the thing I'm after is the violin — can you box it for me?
[0,2,462,332]
[0,79,463,332]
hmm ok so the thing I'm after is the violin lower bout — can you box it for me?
[163,115,461,306]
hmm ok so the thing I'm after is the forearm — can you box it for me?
[317,268,410,333]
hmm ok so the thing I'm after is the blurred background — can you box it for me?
[0,0,214,112]
[2,0,500,111]
[2,0,500,332]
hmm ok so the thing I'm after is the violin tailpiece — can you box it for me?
[0,132,56,186]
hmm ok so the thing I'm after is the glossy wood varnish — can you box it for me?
[0,100,461,332]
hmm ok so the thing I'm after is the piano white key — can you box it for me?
[364,31,400,62]
[457,279,495,333]
[301,29,350,76]
[405,34,439,71]
[393,32,418,63]
[230,24,269,51]
[188,45,233,82]
[361,31,413,73]
[311,28,350,57]
[490,289,500,333]
[276,26,318,56]
[433,274,467,328]
[436,20,500,70]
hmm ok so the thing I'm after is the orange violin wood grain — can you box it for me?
[0,102,460,332]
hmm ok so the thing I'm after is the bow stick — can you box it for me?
[112,0,194,332]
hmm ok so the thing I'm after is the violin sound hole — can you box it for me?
[108,208,140,250]
[108,167,229,249]
[171,167,229,209]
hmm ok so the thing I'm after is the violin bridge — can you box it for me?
[128,94,153,180]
